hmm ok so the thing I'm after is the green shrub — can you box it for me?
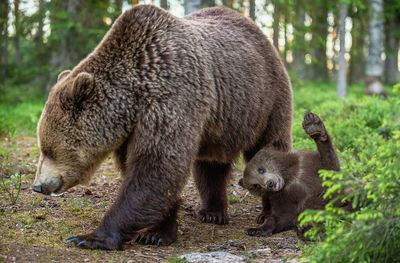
[297,84,400,263]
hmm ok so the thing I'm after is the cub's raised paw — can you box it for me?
[246,227,272,237]
[302,112,328,141]
[66,232,122,250]
[196,208,229,225]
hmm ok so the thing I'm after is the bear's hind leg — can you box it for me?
[194,161,230,225]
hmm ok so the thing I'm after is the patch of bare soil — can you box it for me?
[0,136,302,262]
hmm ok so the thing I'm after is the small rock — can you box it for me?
[84,189,93,195]
[180,252,246,263]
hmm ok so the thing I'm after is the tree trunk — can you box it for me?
[185,0,201,15]
[292,0,305,78]
[14,0,21,64]
[249,0,255,21]
[273,2,280,51]
[222,0,233,8]
[337,2,348,98]
[310,3,329,80]
[365,0,385,96]
[384,15,400,85]
[34,0,45,66]
[160,0,168,10]
[0,0,8,82]
[202,0,215,8]
[349,13,367,84]
[115,0,123,14]
[47,0,81,89]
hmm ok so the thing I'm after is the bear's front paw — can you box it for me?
[134,229,176,246]
[246,227,273,237]
[302,112,327,141]
[196,208,229,225]
[66,232,123,250]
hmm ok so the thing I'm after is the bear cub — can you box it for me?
[239,112,344,237]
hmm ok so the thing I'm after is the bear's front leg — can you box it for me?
[67,154,188,250]
[194,161,230,225]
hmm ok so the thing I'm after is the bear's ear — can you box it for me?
[70,72,95,105]
[57,70,71,82]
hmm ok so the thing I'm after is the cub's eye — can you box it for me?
[257,168,265,174]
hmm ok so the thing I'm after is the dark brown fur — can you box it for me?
[239,112,346,237]
[34,5,292,250]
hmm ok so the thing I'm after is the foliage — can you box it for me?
[0,100,44,137]
[0,171,25,205]
[297,84,400,263]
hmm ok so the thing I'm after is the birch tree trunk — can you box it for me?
[337,2,348,98]
[365,0,386,96]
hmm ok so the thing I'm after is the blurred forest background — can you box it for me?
[0,1,399,262]
[0,0,399,102]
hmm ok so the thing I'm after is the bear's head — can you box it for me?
[239,149,285,197]
[33,70,114,195]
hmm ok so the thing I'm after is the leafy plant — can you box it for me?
[297,84,400,263]
[0,172,25,205]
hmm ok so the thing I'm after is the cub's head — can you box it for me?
[239,149,285,196]
[33,70,111,195]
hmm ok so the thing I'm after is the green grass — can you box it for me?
[0,100,44,137]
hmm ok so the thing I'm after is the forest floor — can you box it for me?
[0,135,302,263]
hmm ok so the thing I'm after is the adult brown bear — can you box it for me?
[33,5,293,250]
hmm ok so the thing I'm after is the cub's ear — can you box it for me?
[57,70,71,82]
[71,72,95,104]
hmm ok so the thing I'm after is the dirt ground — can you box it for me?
[0,136,302,263]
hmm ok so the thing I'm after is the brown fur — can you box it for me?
[239,112,346,237]
[33,5,292,250]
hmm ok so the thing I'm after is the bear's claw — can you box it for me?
[77,240,87,247]
[66,236,78,243]
[197,209,229,225]
[66,232,123,250]
[134,233,167,246]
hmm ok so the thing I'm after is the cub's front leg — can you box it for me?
[247,216,276,236]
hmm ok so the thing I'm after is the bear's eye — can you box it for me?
[43,149,55,160]
[257,168,265,174]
